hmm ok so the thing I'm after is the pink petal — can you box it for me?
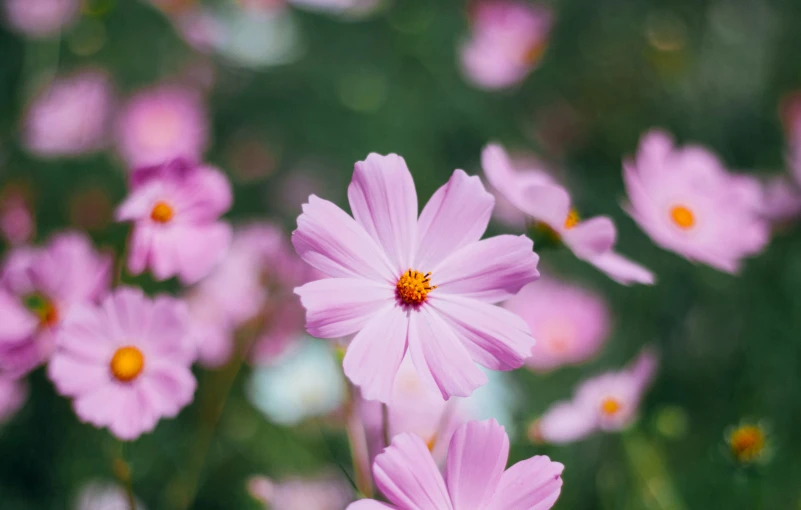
[408,307,487,400]
[0,290,37,343]
[47,353,110,397]
[293,195,395,283]
[486,456,564,510]
[347,501,397,510]
[537,401,597,444]
[432,235,539,303]
[57,304,115,362]
[373,433,454,510]
[585,251,655,285]
[174,223,233,285]
[561,216,616,259]
[343,304,409,403]
[349,153,418,272]
[518,183,572,228]
[143,295,193,362]
[139,365,196,417]
[104,287,149,342]
[106,385,160,441]
[416,169,494,269]
[295,278,394,338]
[73,383,126,429]
[181,165,233,221]
[446,419,509,510]
[127,225,153,276]
[431,294,534,371]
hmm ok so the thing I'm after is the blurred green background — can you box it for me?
[1,0,801,508]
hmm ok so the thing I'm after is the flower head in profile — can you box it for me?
[22,69,114,158]
[348,419,563,510]
[459,0,552,90]
[623,130,770,273]
[48,287,196,440]
[3,0,78,38]
[0,376,27,424]
[483,144,653,285]
[504,277,610,372]
[293,153,540,403]
[115,84,209,169]
[116,159,233,285]
[0,232,111,376]
[533,349,657,444]
[247,474,353,510]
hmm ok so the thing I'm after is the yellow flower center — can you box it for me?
[670,205,695,230]
[151,201,174,223]
[564,208,580,230]
[728,425,765,463]
[600,397,623,416]
[23,293,58,328]
[110,346,145,383]
[396,269,436,306]
[522,41,548,65]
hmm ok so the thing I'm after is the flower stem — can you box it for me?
[112,442,136,510]
[344,382,373,498]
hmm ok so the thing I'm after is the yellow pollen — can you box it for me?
[564,209,580,230]
[396,269,436,306]
[600,397,623,416]
[728,425,765,463]
[151,201,174,223]
[670,205,695,230]
[426,435,437,452]
[110,346,145,383]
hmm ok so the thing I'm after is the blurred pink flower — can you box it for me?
[534,349,657,444]
[115,84,209,169]
[3,0,78,38]
[483,144,654,285]
[0,376,27,424]
[459,0,552,90]
[348,419,563,510]
[624,130,770,273]
[0,232,111,377]
[22,70,114,158]
[75,480,146,510]
[758,175,801,225]
[247,474,352,510]
[116,159,233,285]
[0,193,34,245]
[48,287,196,440]
[293,153,539,403]
[504,277,610,372]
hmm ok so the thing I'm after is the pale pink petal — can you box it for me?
[47,353,110,396]
[446,419,509,510]
[408,307,487,399]
[486,456,564,510]
[562,216,616,259]
[586,251,655,285]
[73,383,126,429]
[295,278,394,338]
[349,153,418,272]
[537,401,597,444]
[629,347,659,394]
[515,183,571,228]
[106,385,160,441]
[56,304,115,361]
[0,290,37,342]
[181,165,233,221]
[292,195,395,283]
[432,235,539,303]
[432,294,534,371]
[343,305,409,403]
[126,225,153,276]
[104,287,150,342]
[373,433,454,510]
[140,365,197,417]
[347,501,397,510]
[416,169,494,269]
[174,223,233,284]
[143,295,193,361]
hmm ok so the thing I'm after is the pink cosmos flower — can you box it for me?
[115,158,233,285]
[115,84,209,169]
[459,0,552,90]
[623,130,770,273]
[247,474,352,510]
[0,193,34,245]
[534,349,657,444]
[22,69,114,158]
[348,419,563,510]
[48,287,196,440]
[3,0,78,38]
[0,376,27,424]
[0,232,111,377]
[482,144,654,285]
[504,277,610,372]
[293,153,540,403]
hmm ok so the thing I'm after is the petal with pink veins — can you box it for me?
[485,456,564,510]
[446,419,509,510]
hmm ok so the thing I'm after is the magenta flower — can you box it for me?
[504,277,610,372]
[534,349,657,444]
[623,130,770,273]
[483,144,654,285]
[48,287,197,440]
[116,159,233,285]
[0,232,111,377]
[22,69,114,158]
[459,0,552,90]
[348,419,563,510]
[3,0,78,38]
[0,376,27,424]
[293,153,540,402]
[115,84,209,169]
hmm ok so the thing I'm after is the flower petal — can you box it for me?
[446,419,509,510]
[408,306,487,399]
[343,304,409,403]
[373,433,454,510]
[432,235,539,303]
[347,501,397,510]
[349,153,418,272]
[416,169,494,269]
[562,216,616,259]
[295,278,394,338]
[174,223,233,284]
[485,456,564,510]
[431,294,534,371]
[293,195,395,283]
[536,401,597,444]
[518,183,572,228]
[585,251,655,285]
